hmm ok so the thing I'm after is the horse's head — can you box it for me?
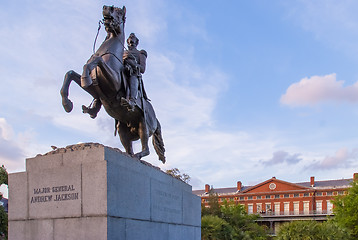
[103,5,126,35]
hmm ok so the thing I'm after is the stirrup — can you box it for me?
[82,105,99,119]
[120,97,135,112]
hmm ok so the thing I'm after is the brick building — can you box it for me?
[193,173,357,234]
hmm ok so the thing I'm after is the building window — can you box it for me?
[266,195,271,199]
[274,203,280,215]
[275,195,280,199]
[316,192,322,196]
[327,192,332,196]
[248,204,253,214]
[284,194,289,198]
[265,203,272,213]
[248,196,253,200]
[257,196,261,199]
[338,191,344,195]
[294,193,299,198]
[293,202,299,215]
[316,201,322,214]
[303,201,309,215]
[239,197,244,201]
[304,193,309,197]
[256,203,262,213]
[327,201,333,214]
[284,202,290,215]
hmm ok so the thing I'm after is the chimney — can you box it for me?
[354,173,358,181]
[310,176,315,187]
[237,181,242,191]
[205,184,210,193]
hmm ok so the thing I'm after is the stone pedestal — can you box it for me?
[8,143,201,240]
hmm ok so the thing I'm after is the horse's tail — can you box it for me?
[153,119,166,164]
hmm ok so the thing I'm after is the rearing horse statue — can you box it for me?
[60,5,166,163]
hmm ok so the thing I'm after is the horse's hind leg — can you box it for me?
[134,120,150,160]
[117,123,134,156]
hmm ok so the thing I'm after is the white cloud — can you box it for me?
[0,118,27,172]
[307,148,358,170]
[281,73,358,106]
[262,150,302,165]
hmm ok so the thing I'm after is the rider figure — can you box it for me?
[121,33,148,111]
[82,33,148,118]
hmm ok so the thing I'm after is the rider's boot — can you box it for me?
[121,76,138,112]
[120,97,136,112]
[82,99,102,119]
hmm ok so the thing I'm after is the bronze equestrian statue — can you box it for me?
[60,5,166,163]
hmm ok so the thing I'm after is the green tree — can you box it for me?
[220,201,267,240]
[165,168,190,183]
[0,165,8,239]
[0,166,7,186]
[201,215,233,240]
[275,220,348,240]
[332,179,358,239]
[201,199,268,240]
[201,189,220,217]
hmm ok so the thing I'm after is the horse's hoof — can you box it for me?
[63,99,73,112]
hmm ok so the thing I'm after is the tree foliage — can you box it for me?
[0,166,7,186]
[332,179,358,239]
[165,168,190,183]
[201,215,233,240]
[201,199,268,240]
[0,165,7,239]
[276,220,349,240]
[201,190,220,217]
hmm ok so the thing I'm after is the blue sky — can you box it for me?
[1,0,358,197]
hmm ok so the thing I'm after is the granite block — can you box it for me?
[151,178,183,224]
[125,219,169,240]
[28,164,81,219]
[82,161,107,216]
[63,146,105,166]
[107,217,126,240]
[169,224,198,240]
[54,217,107,240]
[26,219,54,240]
[183,191,202,226]
[8,220,26,240]
[8,172,28,220]
[26,153,63,172]
[107,162,151,220]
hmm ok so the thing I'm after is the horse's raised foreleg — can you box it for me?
[134,120,150,160]
[60,70,99,112]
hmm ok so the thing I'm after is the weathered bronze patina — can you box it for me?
[60,5,165,163]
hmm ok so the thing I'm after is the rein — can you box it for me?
[92,18,138,65]
[93,20,104,54]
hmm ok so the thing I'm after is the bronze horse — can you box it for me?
[60,5,165,163]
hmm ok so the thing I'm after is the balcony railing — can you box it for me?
[256,210,333,217]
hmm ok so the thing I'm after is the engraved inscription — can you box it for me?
[30,184,79,204]
[153,189,181,214]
